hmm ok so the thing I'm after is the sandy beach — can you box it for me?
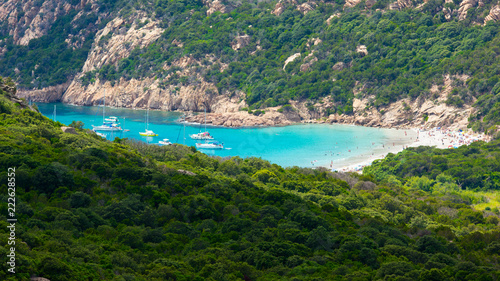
[330,127,492,173]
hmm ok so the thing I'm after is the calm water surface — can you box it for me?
[37,103,412,168]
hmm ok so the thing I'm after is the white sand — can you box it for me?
[329,127,492,173]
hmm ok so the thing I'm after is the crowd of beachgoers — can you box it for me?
[332,127,492,173]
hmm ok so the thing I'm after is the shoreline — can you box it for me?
[331,127,492,173]
[38,102,492,171]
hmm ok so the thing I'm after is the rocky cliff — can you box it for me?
[16,81,71,103]
[184,74,474,129]
[62,55,244,114]
[484,5,500,23]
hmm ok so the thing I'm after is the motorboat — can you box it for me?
[105,116,119,123]
[196,141,224,149]
[93,130,106,138]
[159,138,172,145]
[190,131,214,140]
[92,122,122,132]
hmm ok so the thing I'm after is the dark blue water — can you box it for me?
[37,102,412,168]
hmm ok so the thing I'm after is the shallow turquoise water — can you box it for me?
[37,102,411,168]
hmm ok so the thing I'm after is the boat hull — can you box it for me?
[196,143,224,149]
[92,125,123,132]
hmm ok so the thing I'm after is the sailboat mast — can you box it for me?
[183,114,186,145]
[53,105,56,122]
[103,90,105,123]
[204,108,207,132]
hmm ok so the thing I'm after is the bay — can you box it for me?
[37,102,414,168]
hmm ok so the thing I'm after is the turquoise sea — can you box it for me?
[37,103,414,168]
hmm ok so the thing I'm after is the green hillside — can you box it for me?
[1,0,500,131]
[0,78,499,280]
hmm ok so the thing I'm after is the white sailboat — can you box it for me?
[139,108,158,137]
[92,91,123,132]
[190,109,214,140]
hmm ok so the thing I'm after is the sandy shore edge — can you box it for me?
[329,127,492,173]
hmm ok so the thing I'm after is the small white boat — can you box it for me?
[93,91,123,132]
[159,138,172,145]
[190,131,214,140]
[93,130,106,138]
[105,116,119,123]
[196,141,224,149]
[92,123,123,132]
[139,129,158,137]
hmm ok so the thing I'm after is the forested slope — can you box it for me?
[2,0,500,130]
[0,78,499,280]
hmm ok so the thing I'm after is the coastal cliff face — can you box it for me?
[185,74,474,129]
[16,81,71,102]
[80,14,164,73]
[63,55,245,114]
[329,76,473,130]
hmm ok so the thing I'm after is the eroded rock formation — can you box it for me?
[484,5,500,23]
[0,0,97,45]
[82,14,163,73]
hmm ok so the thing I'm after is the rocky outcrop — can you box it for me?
[82,14,163,73]
[356,45,368,56]
[390,0,413,10]
[185,108,293,127]
[272,0,299,16]
[307,38,322,47]
[0,0,96,45]
[297,2,316,14]
[365,0,377,9]
[272,0,288,16]
[443,7,453,20]
[484,5,500,23]
[16,81,71,102]
[344,0,362,8]
[283,53,301,70]
[0,78,16,96]
[272,0,316,16]
[203,0,227,16]
[300,53,318,72]
[332,62,346,71]
[458,0,477,20]
[231,34,251,50]
[61,127,77,134]
[326,13,341,25]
